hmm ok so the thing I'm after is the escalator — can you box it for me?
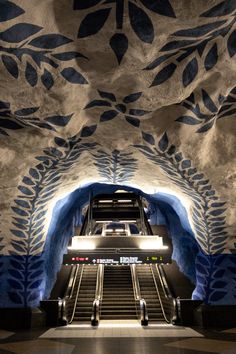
[101,265,137,320]
[72,265,98,322]
[136,264,166,323]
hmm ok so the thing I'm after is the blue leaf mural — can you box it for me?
[73,0,176,63]
[135,132,228,254]
[175,86,236,133]
[94,149,138,184]
[0,1,25,22]
[0,100,74,136]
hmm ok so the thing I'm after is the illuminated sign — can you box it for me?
[63,253,170,265]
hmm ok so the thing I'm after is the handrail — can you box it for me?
[68,264,84,323]
[60,264,79,323]
[156,264,178,323]
[91,264,104,326]
[150,264,170,323]
[131,264,148,326]
[157,264,172,298]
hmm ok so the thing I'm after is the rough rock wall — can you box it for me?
[0,0,235,306]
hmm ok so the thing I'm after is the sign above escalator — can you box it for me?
[63,252,171,265]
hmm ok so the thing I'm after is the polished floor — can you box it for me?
[0,322,236,354]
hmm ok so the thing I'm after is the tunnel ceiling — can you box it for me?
[0,0,236,257]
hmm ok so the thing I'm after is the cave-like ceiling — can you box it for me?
[0,0,236,260]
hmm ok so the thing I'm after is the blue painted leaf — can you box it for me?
[129,109,150,116]
[212,236,227,244]
[129,2,154,44]
[8,278,23,289]
[29,279,43,289]
[11,208,28,218]
[10,260,24,270]
[78,8,111,38]
[9,269,23,279]
[0,1,25,22]
[219,108,236,119]
[204,43,218,71]
[212,280,227,288]
[202,89,218,113]
[196,120,215,133]
[0,118,22,129]
[52,51,87,60]
[209,209,226,216]
[200,0,236,17]
[30,241,44,253]
[0,101,10,109]
[29,260,44,270]
[110,33,128,64]
[209,291,227,302]
[45,114,72,127]
[196,263,209,275]
[2,55,18,78]
[10,229,26,238]
[150,63,176,87]
[181,159,191,168]
[123,92,142,103]
[100,110,118,122]
[98,90,116,102]
[8,291,23,304]
[0,23,42,42]
[140,0,176,17]
[160,40,196,52]
[125,116,140,127]
[142,131,155,145]
[15,107,39,116]
[29,34,72,49]
[14,199,30,208]
[144,53,176,70]
[211,202,226,208]
[27,291,39,302]
[173,21,226,37]
[213,269,225,278]
[22,176,34,186]
[84,99,111,109]
[73,0,101,9]
[227,29,236,57]
[176,116,201,125]
[18,185,33,195]
[54,137,68,147]
[41,69,54,90]
[25,62,38,87]
[158,132,169,152]
[13,217,28,226]
[61,67,88,84]
[80,124,97,137]
[182,57,198,87]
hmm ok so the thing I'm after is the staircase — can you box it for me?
[136,265,165,322]
[73,265,98,322]
[101,265,137,320]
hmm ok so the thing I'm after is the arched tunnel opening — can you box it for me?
[44,182,199,300]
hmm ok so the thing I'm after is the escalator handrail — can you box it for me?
[156,264,173,298]
[60,264,80,323]
[68,264,85,323]
[91,264,104,326]
[155,264,178,323]
[65,264,79,299]
[131,264,148,326]
[150,264,170,323]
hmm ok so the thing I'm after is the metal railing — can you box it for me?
[152,264,178,324]
[131,264,148,326]
[60,264,80,324]
[68,264,84,323]
[60,264,84,324]
[91,264,104,326]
